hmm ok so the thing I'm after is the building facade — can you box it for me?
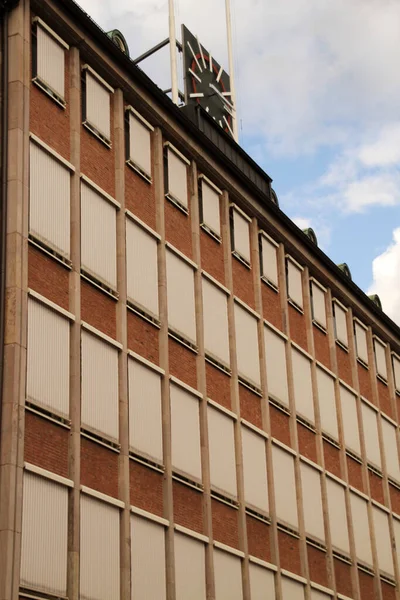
[1,1,400,599]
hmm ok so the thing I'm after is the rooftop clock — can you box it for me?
[182,25,234,138]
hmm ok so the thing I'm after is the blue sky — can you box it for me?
[77,0,400,324]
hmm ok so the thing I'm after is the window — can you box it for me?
[372,506,394,575]
[175,533,206,600]
[361,401,381,468]
[166,248,196,342]
[349,492,372,565]
[291,347,314,423]
[199,176,221,238]
[259,233,279,289]
[214,550,243,600]
[316,366,338,440]
[82,66,113,143]
[354,319,368,365]
[286,256,303,309]
[392,354,400,392]
[126,218,159,317]
[27,298,70,418]
[164,143,189,211]
[249,564,275,600]
[310,279,327,329]
[126,107,153,181]
[234,302,260,387]
[339,383,360,455]
[207,405,237,497]
[300,462,325,541]
[81,330,119,441]
[241,426,269,513]
[381,417,400,482]
[81,181,117,289]
[202,277,230,366]
[21,472,68,596]
[374,337,387,380]
[264,326,289,408]
[29,140,71,258]
[231,205,251,264]
[311,590,333,600]
[394,518,400,575]
[131,516,166,600]
[281,576,305,600]
[33,18,68,104]
[333,300,348,347]
[170,382,202,481]
[326,477,349,554]
[272,444,298,528]
[80,495,120,600]
[128,358,163,463]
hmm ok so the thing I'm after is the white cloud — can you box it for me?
[292,217,312,230]
[368,228,400,325]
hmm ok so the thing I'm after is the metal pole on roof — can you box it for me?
[168,0,179,104]
[225,0,238,141]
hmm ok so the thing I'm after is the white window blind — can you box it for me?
[372,506,394,575]
[260,234,278,288]
[36,24,66,99]
[81,331,119,440]
[175,533,206,600]
[291,347,314,423]
[333,301,348,346]
[310,590,332,600]
[21,473,68,596]
[249,564,275,600]
[166,249,196,342]
[326,477,349,553]
[27,298,70,418]
[272,445,298,528]
[354,321,368,364]
[300,462,325,541]
[232,207,251,263]
[264,326,289,407]
[311,281,326,328]
[381,418,400,482]
[166,146,188,209]
[281,577,305,600]
[170,383,202,480]
[241,427,268,513]
[128,111,152,178]
[214,550,243,600]
[131,516,166,600]
[374,338,387,380]
[339,384,360,455]
[80,496,120,600]
[207,406,237,497]
[361,402,381,468]
[200,179,220,236]
[234,302,260,386]
[126,218,159,316]
[202,277,230,365]
[30,141,70,257]
[349,492,372,565]
[394,518,400,575]
[84,71,111,140]
[316,367,338,440]
[81,182,117,288]
[287,258,303,308]
[393,354,400,392]
[128,358,163,463]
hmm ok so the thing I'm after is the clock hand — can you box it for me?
[209,83,234,110]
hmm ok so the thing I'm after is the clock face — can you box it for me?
[182,25,234,137]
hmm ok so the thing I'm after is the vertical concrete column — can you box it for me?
[67,45,81,600]
[0,2,30,599]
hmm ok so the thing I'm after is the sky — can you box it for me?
[76,0,400,325]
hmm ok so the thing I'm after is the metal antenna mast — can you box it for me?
[225,0,238,141]
[168,0,179,104]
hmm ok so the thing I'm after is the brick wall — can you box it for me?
[81,279,117,339]
[347,456,364,493]
[28,245,69,310]
[323,441,341,479]
[168,337,197,389]
[164,199,192,259]
[278,529,302,576]
[246,514,271,562]
[232,258,255,310]
[80,437,119,498]
[270,405,291,447]
[297,423,318,464]
[205,362,231,410]
[313,326,331,369]
[307,544,328,588]
[127,310,159,365]
[261,284,282,331]
[200,230,225,285]
[288,305,308,351]
[24,411,69,478]
[239,384,262,429]
[337,346,353,386]
[173,480,204,534]
[125,141,156,230]
[129,459,163,517]
[211,498,239,549]
[333,557,353,597]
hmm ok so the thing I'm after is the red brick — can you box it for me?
[289,305,308,350]
[313,326,331,370]
[334,557,353,598]
[261,283,282,331]
[24,411,69,478]
[164,198,192,259]
[269,404,291,447]
[212,498,239,549]
[125,143,156,231]
[278,529,302,576]
[307,544,329,588]
[232,256,255,310]
[80,437,118,498]
[168,337,197,389]
[297,423,318,463]
[81,279,117,339]
[200,229,225,285]
[206,362,231,410]
[347,455,365,493]
[127,310,159,365]
[389,483,400,515]
[323,440,341,478]
[377,379,393,419]
[246,514,271,562]
[381,580,397,600]
[28,245,69,311]
[358,569,378,600]
[368,470,385,505]
[358,363,374,405]
[240,384,262,429]
[130,459,163,517]
[173,480,203,534]
[337,346,353,387]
